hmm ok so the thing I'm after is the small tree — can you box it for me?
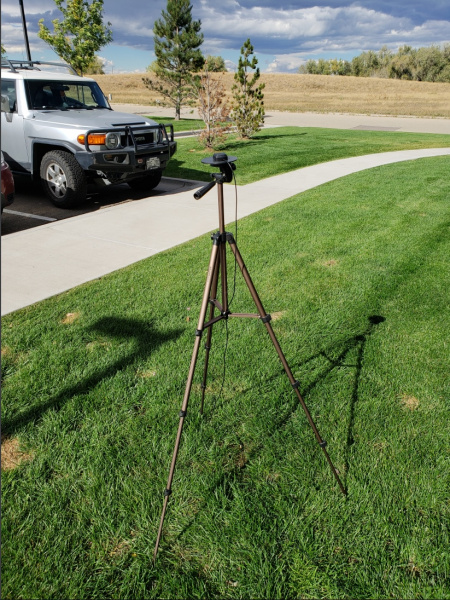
[38,0,112,76]
[196,67,231,149]
[84,55,106,75]
[143,0,204,120]
[205,55,226,72]
[231,39,265,139]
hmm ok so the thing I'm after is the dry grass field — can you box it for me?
[95,72,450,118]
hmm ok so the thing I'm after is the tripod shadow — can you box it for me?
[209,315,386,460]
[260,315,386,471]
[298,315,386,477]
[163,315,386,550]
[3,317,183,436]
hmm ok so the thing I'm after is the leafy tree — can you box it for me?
[300,58,350,76]
[299,59,319,74]
[351,50,380,77]
[415,45,446,82]
[205,55,226,72]
[389,46,417,80]
[1,45,6,57]
[143,0,204,120]
[377,45,394,78]
[84,55,106,75]
[231,39,265,139]
[38,0,112,76]
[196,67,231,149]
[298,44,449,82]
[437,44,450,82]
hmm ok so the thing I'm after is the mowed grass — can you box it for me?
[1,154,449,599]
[149,115,205,133]
[163,126,450,184]
[96,72,450,118]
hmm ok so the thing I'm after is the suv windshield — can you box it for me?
[25,79,110,110]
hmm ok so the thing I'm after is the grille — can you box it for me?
[120,130,157,147]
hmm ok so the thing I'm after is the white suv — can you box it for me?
[1,60,177,208]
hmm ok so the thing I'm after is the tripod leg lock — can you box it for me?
[179,410,187,418]
[292,380,301,390]
[319,440,327,448]
[211,232,227,245]
[164,488,172,497]
[260,314,272,324]
[195,329,203,337]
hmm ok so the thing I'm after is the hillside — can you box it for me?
[94,72,450,118]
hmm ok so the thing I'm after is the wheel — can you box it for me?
[40,150,87,208]
[127,169,162,192]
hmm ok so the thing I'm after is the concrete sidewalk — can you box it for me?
[2,146,449,316]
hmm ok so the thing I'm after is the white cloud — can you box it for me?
[201,4,413,47]
[265,54,307,73]
[1,1,449,74]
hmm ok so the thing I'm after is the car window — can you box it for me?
[25,79,110,109]
[1,79,17,112]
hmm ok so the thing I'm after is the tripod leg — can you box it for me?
[200,249,221,414]
[227,237,346,496]
[154,242,221,561]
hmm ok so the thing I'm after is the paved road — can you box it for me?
[112,104,450,134]
[1,174,202,236]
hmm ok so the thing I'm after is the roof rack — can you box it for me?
[1,59,78,76]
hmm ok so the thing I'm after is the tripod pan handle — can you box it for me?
[194,180,216,200]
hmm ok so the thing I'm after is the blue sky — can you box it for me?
[1,0,449,73]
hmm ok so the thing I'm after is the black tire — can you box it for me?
[127,169,163,192]
[40,150,87,208]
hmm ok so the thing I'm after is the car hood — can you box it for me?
[29,109,158,130]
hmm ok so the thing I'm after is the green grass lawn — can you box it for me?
[1,148,449,597]
[148,116,205,133]
[162,126,450,184]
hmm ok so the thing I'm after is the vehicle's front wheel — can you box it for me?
[40,150,87,208]
[127,169,162,192]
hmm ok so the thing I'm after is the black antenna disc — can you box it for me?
[201,153,237,166]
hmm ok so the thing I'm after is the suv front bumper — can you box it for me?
[77,123,177,177]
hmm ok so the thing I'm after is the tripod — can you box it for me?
[154,153,346,561]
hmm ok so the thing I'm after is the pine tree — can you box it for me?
[38,0,112,76]
[143,0,204,120]
[231,39,265,139]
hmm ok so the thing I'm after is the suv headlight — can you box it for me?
[105,132,120,149]
[77,132,121,148]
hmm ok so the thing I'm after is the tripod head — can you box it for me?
[194,153,237,200]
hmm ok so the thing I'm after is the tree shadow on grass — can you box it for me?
[3,317,184,436]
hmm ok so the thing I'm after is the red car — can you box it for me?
[1,151,15,213]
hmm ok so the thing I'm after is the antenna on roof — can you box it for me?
[19,0,32,62]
